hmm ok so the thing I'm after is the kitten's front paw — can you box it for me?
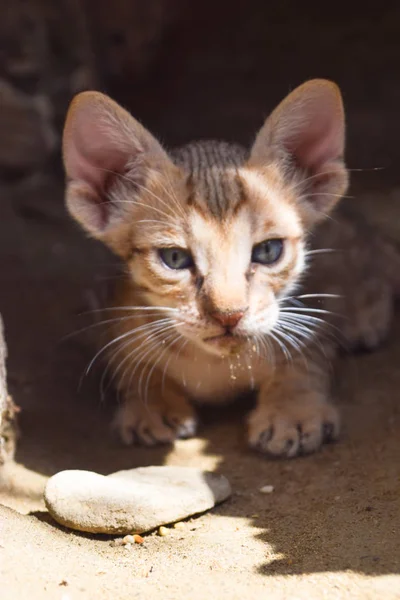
[113,397,198,447]
[247,395,340,458]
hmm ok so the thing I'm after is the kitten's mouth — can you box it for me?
[203,332,244,353]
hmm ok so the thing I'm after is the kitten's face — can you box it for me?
[63,79,347,358]
[127,156,306,356]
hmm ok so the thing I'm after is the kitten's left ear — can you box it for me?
[248,79,348,225]
[62,91,178,251]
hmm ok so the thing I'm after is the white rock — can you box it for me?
[259,485,274,494]
[44,466,231,534]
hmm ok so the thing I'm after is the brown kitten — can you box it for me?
[62,80,398,458]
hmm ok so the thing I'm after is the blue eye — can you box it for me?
[158,248,194,270]
[251,239,284,265]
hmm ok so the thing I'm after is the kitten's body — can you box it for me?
[63,81,399,458]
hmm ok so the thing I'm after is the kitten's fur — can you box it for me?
[63,80,399,458]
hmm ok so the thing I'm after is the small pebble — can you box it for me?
[123,535,135,544]
[259,485,274,494]
[158,526,169,537]
[111,533,144,547]
[173,522,185,530]
[133,534,144,544]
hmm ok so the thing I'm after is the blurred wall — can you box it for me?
[1,0,400,186]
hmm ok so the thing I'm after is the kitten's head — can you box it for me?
[63,80,347,357]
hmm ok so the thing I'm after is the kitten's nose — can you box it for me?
[211,310,245,329]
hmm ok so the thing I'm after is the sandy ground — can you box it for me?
[0,174,399,599]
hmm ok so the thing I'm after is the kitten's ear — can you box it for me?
[248,79,348,224]
[63,91,174,240]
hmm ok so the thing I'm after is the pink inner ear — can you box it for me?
[283,101,344,173]
[64,99,140,195]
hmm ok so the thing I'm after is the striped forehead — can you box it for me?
[171,141,248,218]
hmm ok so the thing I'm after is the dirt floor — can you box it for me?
[0,167,400,599]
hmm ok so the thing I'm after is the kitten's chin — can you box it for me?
[201,333,247,357]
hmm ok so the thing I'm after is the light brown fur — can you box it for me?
[62,80,399,457]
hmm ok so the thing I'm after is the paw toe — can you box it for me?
[113,402,197,447]
[248,401,340,458]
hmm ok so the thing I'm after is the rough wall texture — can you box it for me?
[0,316,6,422]
[0,0,97,176]
[0,315,18,464]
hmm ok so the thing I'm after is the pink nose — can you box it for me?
[211,310,245,329]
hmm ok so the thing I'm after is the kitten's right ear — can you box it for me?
[63,91,174,241]
[248,79,348,225]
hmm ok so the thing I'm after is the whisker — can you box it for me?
[274,324,305,355]
[161,332,191,395]
[280,293,342,303]
[83,305,179,314]
[278,314,337,371]
[113,328,174,404]
[106,321,179,393]
[269,329,293,363]
[141,329,184,403]
[279,307,339,317]
[64,312,174,341]
[279,313,343,346]
[96,320,175,401]
[126,326,181,397]
[305,248,339,256]
[85,318,174,376]
[288,165,381,195]
[161,335,185,393]
[99,320,175,400]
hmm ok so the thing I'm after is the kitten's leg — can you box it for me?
[247,348,339,458]
[113,375,197,446]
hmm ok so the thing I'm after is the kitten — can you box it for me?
[62,80,399,458]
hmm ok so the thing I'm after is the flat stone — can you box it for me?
[44,466,231,534]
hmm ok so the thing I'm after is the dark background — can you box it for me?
[2,0,400,186]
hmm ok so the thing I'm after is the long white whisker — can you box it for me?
[305,248,339,256]
[289,168,354,194]
[84,305,179,314]
[141,329,184,404]
[86,318,174,376]
[108,321,179,392]
[99,319,176,399]
[280,293,342,302]
[127,326,181,397]
[65,312,174,341]
[280,307,338,317]
[274,323,306,355]
[269,329,293,363]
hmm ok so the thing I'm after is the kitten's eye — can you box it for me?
[158,247,194,270]
[251,239,284,265]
